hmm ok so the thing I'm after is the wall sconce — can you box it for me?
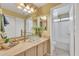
[40,16,47,21]
[0,8,2,14]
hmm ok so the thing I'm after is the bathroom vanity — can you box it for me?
[0,37,50,56]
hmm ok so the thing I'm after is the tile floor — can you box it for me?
[52,48,70,56]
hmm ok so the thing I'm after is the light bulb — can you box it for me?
[23,8,27,12]
[31,8,34,12]
[41,16,47,20]
[17,6,22,9]
[20,3,25,7]
[26,5,30,10]
[43,16,47,20]
[28,10,31,13]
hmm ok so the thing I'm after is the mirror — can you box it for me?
[1,15,24,38]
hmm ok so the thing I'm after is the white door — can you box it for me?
[51,4,74,56]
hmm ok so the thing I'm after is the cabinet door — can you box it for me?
[25,47,36,56]
[16,52,24,56]
[25,49,31,56]
[37,43,44,56]
[29,46,37,56]
[43,41,48,55]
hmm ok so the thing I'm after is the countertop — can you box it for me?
[0,37,49,56]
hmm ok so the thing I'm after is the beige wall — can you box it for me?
[39,3,60,15]
[38,3,60,33]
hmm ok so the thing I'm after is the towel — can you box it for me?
[0,14,5,32]
[3,15,9,26]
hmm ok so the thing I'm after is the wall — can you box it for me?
[74,4,79,56]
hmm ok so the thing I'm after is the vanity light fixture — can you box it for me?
[26,5,30,10]
[17,3,36,14]
[23,8,28,12]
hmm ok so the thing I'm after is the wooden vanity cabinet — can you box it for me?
[13,39,50,56]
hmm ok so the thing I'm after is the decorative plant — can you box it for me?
[33,26,43,37]
[0,32,10,43]
[4,38,10,43]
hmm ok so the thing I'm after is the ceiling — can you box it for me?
[0,3,47,15]
[33,3,46,7]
